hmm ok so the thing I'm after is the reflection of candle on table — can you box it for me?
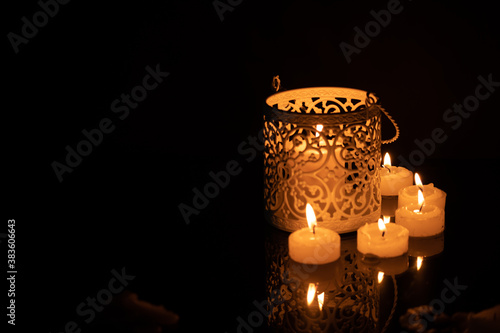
[357,219,409,258]
[408,233,444,257]
[398,173,446,210]
[380,153,413,196]
[359,252,409,276]
[288,204,341,264]
[396,189,445,237]
[306,283,325,311]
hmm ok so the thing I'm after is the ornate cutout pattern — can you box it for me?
[264,87,382,233]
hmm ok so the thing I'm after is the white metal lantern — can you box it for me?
[263,86,398,233]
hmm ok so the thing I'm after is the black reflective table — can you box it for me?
[171,158,500,333]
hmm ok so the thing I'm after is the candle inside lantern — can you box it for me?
[395,189,445,237]
[398,173,446,211]
[357,218,409,258]
[380,153,413,196]
[288,204,341,264]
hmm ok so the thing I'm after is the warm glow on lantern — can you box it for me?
[416,256,423,271]
[378,218,386,237]
[383,215,390,224]
[306,203,317,233]
[383,153,391,167]
[378,271,385,284]
[318,292,325,311]
[315,124,323,137]
[307,283,317,306]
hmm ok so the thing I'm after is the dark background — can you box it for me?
[4,0,500,332]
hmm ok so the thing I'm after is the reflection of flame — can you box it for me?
[307,283,317,306]
[417,256,423,271]
[318,292,325,311]
[383,215,390,224]
[383,153,391,167]
[306,203,317,233]
[378,218,386,237]
[377,271,384,284]
[315,124,323,137]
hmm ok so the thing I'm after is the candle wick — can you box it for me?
[313,225,316,236]
[384,165,392,173]
[419,202,425,212]
[382,231,385,238]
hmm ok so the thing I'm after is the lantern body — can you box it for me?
[263,87,382,233]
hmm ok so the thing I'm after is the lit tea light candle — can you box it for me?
[288,204,341,264]
[398,173,446,211]
[395,189,445,237]
[380,153,413,196]
[357,218,409,258]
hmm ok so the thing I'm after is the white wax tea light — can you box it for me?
[396,189,445,237]
[357,218,409,258]
[398,173,446,210]
[380,153,413,196]
[288,204,341,264]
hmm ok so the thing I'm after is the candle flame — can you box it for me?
[307,283,317,306]
[383,215,390,224]
[417,189,425,207]
[318,292,325,311]
[378,218,386,236]
[306,203,317,233]
[315,124,323,137]
[377,271,385,284]
[416,256,423,271]
[415,173,423,187]
[383,153,391,167]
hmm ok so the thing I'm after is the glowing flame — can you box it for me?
[415,173,423,188]
[318,292,325,311]
[307,283,317,306]
[383,153,391,167]
[315,124,323,137]
[413,189,425,212]
[417,189,424,206]
[416,256,423,271]
[378,271,385,284]
[306,203,317,233]
[383,215,390,224]
[378,218,386,237]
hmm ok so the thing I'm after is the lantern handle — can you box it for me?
[272,75,284,92]
[380,107,400,144]
[366,92,400,144]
